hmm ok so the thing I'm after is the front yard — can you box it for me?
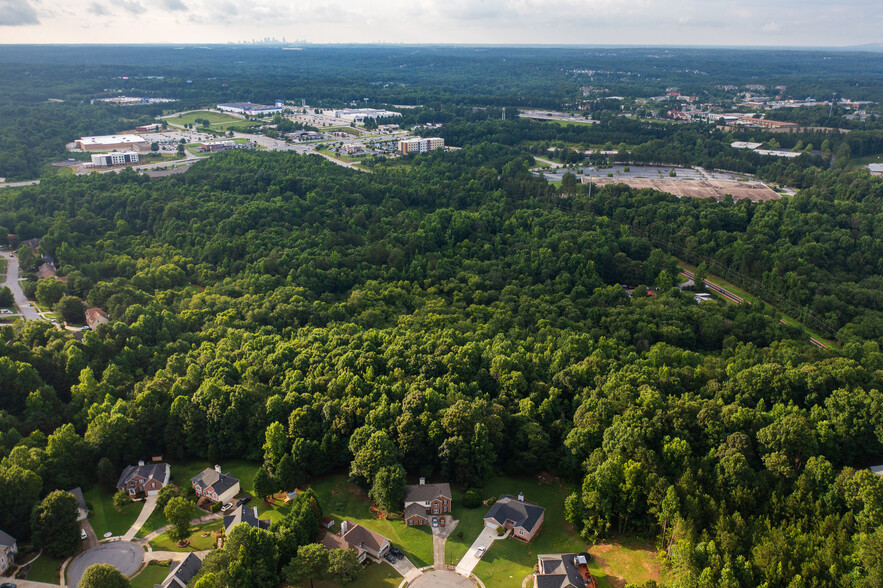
[22,553,61,584]
[148,520,224,552]
[84,486,142,538]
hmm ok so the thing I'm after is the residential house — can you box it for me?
[321,520,390,563]
[117,461,171,496]
[223,505,270,534]
[0,529,17,575]
[191,466,240,504]
[535,553,596,588]
[321,516,335,529]
[69,487,88,521]
[483,493,545,542]
[85,307,110,329]
[158,552,202,588]
[871,464,883,477]
[404,478,452,526]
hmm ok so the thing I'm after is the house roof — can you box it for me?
[191,468,239,495]
[322,521,389,554]
[161,552,203,588]
[0,529,15,548]
[117,463,170,488]
[223,505,270,533]
[484,495,545,533]
[404,482,452,503]
[536,554,588,588]
[85,307,109,323]
[69,487,87,510]
[404,503,428,519]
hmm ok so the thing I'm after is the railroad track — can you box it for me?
[680,269,827,349]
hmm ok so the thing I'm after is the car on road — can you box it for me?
[432,517,438,527]
[221,502,234,512]
[80,528,88,540]
[476,546,486,558]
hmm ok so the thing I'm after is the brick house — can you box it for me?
[404,478,452,526]
[116,461,171,496]
[484,493,545,542]
[0,529,17,575]
[321,521,390,563]
[191,466,241,504]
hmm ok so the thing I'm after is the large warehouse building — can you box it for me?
[76,134,150,152]
[217,102,283,116]
[398,137,444,154]
[329,108,402,121]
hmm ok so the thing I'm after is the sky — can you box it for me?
[0,0,880,47]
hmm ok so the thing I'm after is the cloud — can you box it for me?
[161,0,188,11]
[0,0,40,25]
[118,0,146,14]
[88,1,111,16]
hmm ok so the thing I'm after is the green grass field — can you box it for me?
[149,520,224,552]
[136,502,203,538]
[290,561,399,588]
[165,111,242,126]
[130,561,172,587]
[309,474,433,568]
[84,487,143,538]
[24,553,62,584]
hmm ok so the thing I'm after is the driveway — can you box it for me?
[122,494,157,541]
[67,541,143,588]
[455,526,500,577]
[0,251,41,321]
[387,553,420,581]
[433,515,458,568]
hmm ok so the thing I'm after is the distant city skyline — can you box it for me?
[1,0,881,47]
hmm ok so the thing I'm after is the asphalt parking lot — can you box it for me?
[66,541,143,588]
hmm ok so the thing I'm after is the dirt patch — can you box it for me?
[536,472,556,485]
[582,176,780,202]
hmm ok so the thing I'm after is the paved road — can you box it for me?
[123,494,157,541]
[0,179,40,189]
[411,570,477,587]
[67,541,143,588]
[1,251,40,321]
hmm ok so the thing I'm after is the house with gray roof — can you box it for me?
[484,493,545,542]
[117,461,171,496]
[404,477,452,526]
[0,529,17,575]
[535,553,596,588]
[321,520,390,563]
[223,505,271,534]
[69,487,88,520]
[191,466,240,504]
[157,552,202,588]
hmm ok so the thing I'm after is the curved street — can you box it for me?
[1,250,41,320]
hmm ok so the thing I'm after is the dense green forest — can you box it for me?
[0,145,882,587]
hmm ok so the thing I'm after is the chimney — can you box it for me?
[419,477,425,486]
[341,521,348,535]
[253,506,259,519]
[138,460,145,466]
[518,492,524,502]
[215,465,222,473]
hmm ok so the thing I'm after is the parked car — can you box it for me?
[80,528,87,540]
[476,546,486,558]
[384,553,397,564]
[390,548,404,560]
[221,502,234,512]
[238,496,251,505]
[440,517,446,527]
[432,517,438,527]
[0,582,17,588]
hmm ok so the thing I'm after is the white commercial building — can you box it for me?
[217,102,283,116]
[76,134,150,152]
[90,152,140,167]
[329,108,402,121]
[398,137,444,154]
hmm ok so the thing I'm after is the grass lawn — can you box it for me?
[130,561,172,588]
[25,553,62,584]
[308,474,433,568]
[289,561,399,588]
[166,111,242,126]
[84,487,143,538]
[149,520,224,552]
[135,502,203,538]
[589,537,663,588]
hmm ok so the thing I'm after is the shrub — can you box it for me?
[463,489,483,509]
[210,502,222,513]
[496,526,506,536]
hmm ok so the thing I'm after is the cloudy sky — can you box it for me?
[0,0,880,46]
